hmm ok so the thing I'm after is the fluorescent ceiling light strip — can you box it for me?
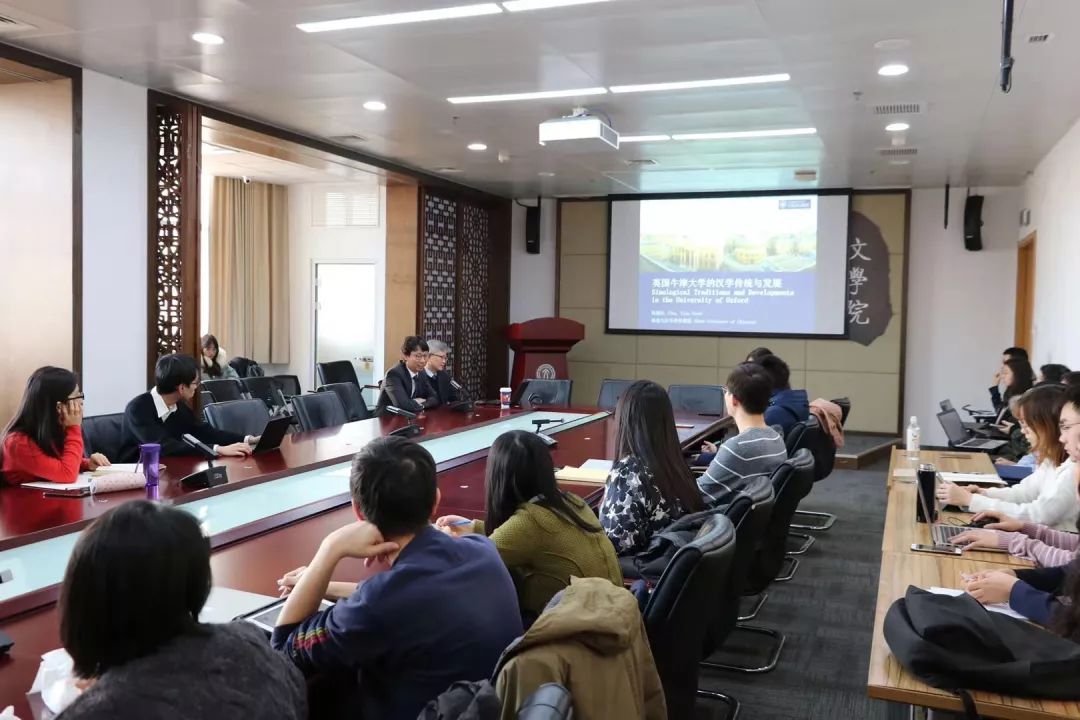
[297,3,503,32]
[448,87,607,104]
[619,134,671,143]
[610,73,790,94]
[502,0,611,11]
[672,127,817,140]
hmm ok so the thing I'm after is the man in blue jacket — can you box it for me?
[759,354,810,435]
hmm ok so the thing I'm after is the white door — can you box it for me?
[314,263,378,400]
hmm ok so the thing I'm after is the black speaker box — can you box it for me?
[963,195,984,251]
[525,205,540,254]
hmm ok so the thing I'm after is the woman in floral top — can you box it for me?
[600,380,706,555]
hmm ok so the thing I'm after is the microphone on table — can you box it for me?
[387,406,422,438]
[448,379,475,412]
[179,434,228,489]
[531,418,563,448]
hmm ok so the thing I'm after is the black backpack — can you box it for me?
[884,586,1080,716]
[228,356,265,378]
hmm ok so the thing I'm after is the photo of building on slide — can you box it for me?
[638,196,818,274]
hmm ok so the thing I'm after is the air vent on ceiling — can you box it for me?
[625,158,657,167]
[872,102,924,116]
[878,147,918,157]
[1028,33,1053,44]
[0,14,37,33]
[793,169,817,182]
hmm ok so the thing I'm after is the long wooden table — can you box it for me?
[0,404,727,716]
[869,448,1080,719]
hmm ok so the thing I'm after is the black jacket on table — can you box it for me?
[376,362,436,415]
[424,369,462,408]
[120,392,245,461]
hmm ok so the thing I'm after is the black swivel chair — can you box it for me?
[242,376,286,412]
[516,684,573,720]
[316,361,360,388]
[668,384,725,415]
[597,378,635,411]
[201,378,247,403]
[518,379,572,409]
[203,399,270,438]
[81,413,125,461]
[198,390,216,407]
[291,392,348,432]
[274,374,303,399]
[318,383,372,422]
[643,512,739,720]
[788,416,838,533]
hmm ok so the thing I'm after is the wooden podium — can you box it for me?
[507,317,585,390]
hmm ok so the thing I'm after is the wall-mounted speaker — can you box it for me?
[525,205,540,254]
[963,195,984,251]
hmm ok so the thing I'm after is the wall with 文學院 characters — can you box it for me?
[556,192,908,434]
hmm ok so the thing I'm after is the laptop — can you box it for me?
[939,399,998,435]
[199,586,280,623]
[937,409,1007,451]
[252,415,292,454]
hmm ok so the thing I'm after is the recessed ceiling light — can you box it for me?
[467,142,488,151]
[437,167,463,173]
[297,3,503,32]
[878,63,909,77]
[671,127,817,141]
[363,100,387,111]
[538,171,556,177]
[447,86,607,104]
[191,32,225,45]
[620,134,671,143]
[502,0,610,10]
[885,122,910,132]
[874,38,910,50]
[610,73,790,94]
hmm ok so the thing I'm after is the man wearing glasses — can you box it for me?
[423,339,462,409]
[376,336,437,415]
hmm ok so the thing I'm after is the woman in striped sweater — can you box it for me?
[950,505,1078,567]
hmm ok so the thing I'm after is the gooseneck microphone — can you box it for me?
[387,406,422,438]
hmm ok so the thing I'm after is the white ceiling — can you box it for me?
[3,0,1080,197]
[201,144,376,184]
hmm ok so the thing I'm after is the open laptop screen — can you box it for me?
[936,409,967,445]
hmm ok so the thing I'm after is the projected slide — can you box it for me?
[608,194,850,337]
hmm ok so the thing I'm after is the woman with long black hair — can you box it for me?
[200,334,239,381]
[599,380,705,556]
[1,366,109,484]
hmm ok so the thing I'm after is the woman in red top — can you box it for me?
[0,367,110,485]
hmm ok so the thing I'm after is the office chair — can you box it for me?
[518,379,572,409]
[316,360,360,388]
[318,383,372,422]
[242,376,286,412]
[642,512,738,720]
[668,384,725,415]
[788,417,838,532]
[273,374,302,398]
[198,390,216,408]
[597,378,635,411]
[516,684,573,720]
[201,378,247,403]
[203,400,270,438]
[81,413,125,461]
[291,392,348,432]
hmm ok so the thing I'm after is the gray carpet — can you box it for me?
[696,458,908,720]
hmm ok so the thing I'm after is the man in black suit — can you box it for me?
[120,354,254,461]
[423,339,462,407]
[376,336,437,415]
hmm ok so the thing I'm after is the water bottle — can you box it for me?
[906,416,921,461]
[139,443,161,488]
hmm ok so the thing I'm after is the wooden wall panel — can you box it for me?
[384,184,419,372]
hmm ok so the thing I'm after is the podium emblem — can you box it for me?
[536,364,557,380]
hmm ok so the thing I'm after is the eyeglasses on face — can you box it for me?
[1060,420,1080,434]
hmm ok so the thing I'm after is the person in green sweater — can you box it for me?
[436,430,623,624]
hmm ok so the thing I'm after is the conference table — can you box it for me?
[0,403,729,717]
[869,448,1080,719]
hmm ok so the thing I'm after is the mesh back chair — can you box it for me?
[832,397,852,427]
[242,376,286,412]
[203,399,270,438]
[668,384,725,415]
[201,378,246,403]
[643,512,739,720]
[318,383,372,422]
[274,374,302,398]
[788,417,837,532]
[597,379,635,411]
[316,361,360,388]
[81,413,125,461]
[291,392,348,432]
[519,379,572,409]
[516,684,573,720]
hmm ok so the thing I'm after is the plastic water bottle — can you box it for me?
[906,416,921,461]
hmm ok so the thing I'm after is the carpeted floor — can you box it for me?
[696,458,908,720]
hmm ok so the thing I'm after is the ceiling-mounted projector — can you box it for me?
[539,110,619,150]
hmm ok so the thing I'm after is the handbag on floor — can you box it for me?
[884,586,1080,718]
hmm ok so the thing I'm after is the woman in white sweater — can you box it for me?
[938,384,1078,531]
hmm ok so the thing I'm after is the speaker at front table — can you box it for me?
[963,195,984,251]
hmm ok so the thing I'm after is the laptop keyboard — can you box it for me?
[931,524,967,545]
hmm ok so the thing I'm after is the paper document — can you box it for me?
[927,587,1027,620]
[92,463,141,475]
[22,477,94,492]
[940,472,1005,486]
[555,466,609,485]
[580,459,614,472]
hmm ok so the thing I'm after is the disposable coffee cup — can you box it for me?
[499,387,512,409]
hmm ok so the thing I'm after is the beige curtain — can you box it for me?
[209,177,290,364]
